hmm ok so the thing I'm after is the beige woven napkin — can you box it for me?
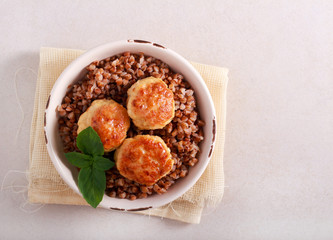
[28,47,228,224]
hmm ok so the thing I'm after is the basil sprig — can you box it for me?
[65,127,114,208]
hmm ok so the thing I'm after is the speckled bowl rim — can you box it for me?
[44,40,217,211]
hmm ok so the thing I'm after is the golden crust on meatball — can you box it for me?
[127,77,175,130]
[114,135,174,186]
[77,99,130,152]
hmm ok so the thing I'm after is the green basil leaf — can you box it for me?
[93,156,115,171]
[65,152,92,168]
[78,166,106,208]
[76,126,104,156]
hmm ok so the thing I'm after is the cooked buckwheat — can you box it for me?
[58,52,204,200]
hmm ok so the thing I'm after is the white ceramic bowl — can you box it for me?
[44,40,217,211]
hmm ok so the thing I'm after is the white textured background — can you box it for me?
[1,0,333,239]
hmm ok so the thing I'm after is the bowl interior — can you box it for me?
[45,40,216,210]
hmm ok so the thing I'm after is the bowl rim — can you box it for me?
[44,39,217,211]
